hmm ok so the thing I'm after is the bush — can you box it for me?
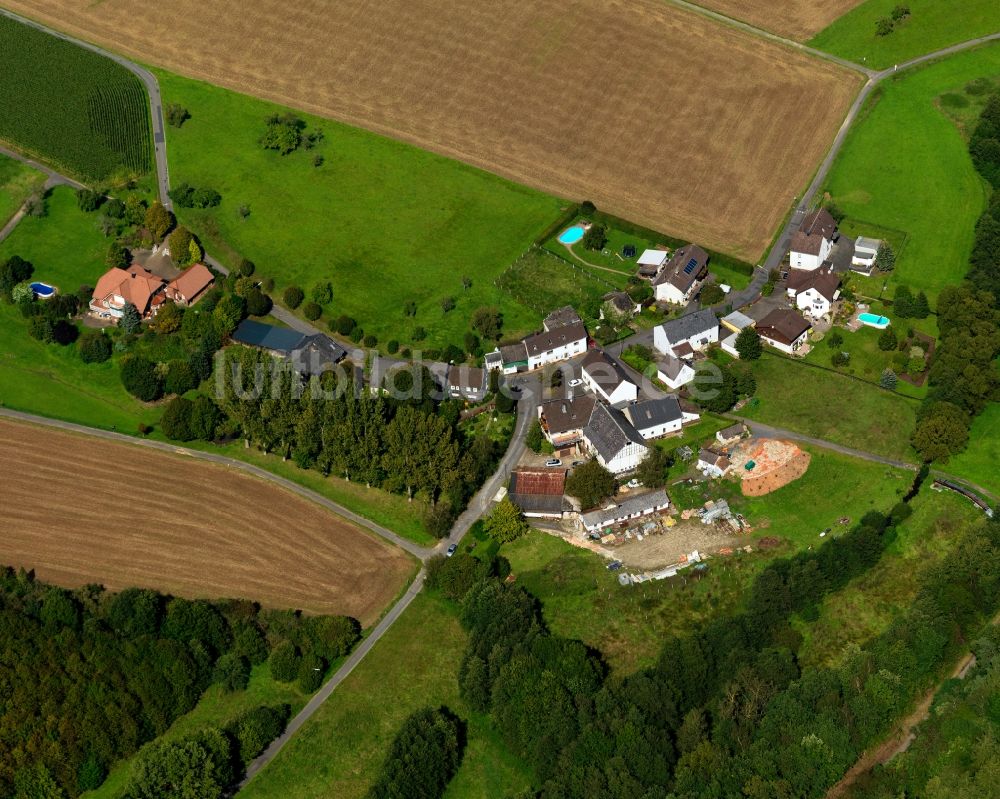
[580,200,596,216]
[120,355,162,401]
[302,301,322,321]
[246,289,273,317]
[440,296,455,313]
[164,359,197,395]
[349,327,364,343]
[826,330,844,349]
[699,284,725,306]
[283,285,304,309]
[268,640,299,682]
[831,351,850,367]
[333,315,356,336]
[760,282,775,297]
[165,103,190,127]
[160,397,194,441]
[311,281,333,305]
[79,330,112,363]
[386,339,399,354]
[227,706,288,766]
[76,188,100,212]
[363,334,377,347]
[582,224,608,251]
[298,653,325,692]
[213,653,251,692]
[412,326,427,342]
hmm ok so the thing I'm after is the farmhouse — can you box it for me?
[582,402,648,474]
[624,396,698,439]
[716,423,746,446]
[231,319,347,374]
[524,323,588,370]
[790,208,838,270]
[165,263,215,306]
[89,265,166,321]
[508,468,567,519]
[447,365,487,402]
[636,248,670,278]
[581,349,638,406]
[656,352,696,389]
[653,308,719,355]
[580,488,670,533]
[538,394,597,451]
[851,236,883,273]
[786,268,841,318]
[697,448,731,478]
[756,308,812,354]
[543,305,583,331]
[652,244,709,304]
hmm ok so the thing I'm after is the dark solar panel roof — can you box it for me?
[683,258,698,274]
[232,319,307,353]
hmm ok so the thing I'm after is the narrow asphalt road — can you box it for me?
[0,7,172,209]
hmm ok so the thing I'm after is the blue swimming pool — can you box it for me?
[858,312,890,329]
[558,225,585,245]
[30,282,56,299]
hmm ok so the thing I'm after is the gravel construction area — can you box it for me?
[614,519,741,570]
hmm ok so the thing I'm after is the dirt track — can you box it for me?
[0,419,413,624]
[4,0,858,261]
[694,0,865,41]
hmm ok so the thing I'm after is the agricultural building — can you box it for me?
[580,488,670,532]
[508,468,568,519]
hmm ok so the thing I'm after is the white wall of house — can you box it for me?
[790,238,832,271]
[581,498,670,531]
[761,331,809,355]
[697,459,728,479]
[720,333,741,359]
[654,281,689,305]
[795,288,838,318]
[656,362,696,389]
[634,418,683,440]
[653,323,718,355]
[590,441,648,474]
[526,337,586,370]
[582,370,638,405]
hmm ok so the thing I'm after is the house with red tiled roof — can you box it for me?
[89,265,166,321]
[166,263,215,306]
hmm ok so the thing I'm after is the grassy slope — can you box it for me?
[83,664,308,799]
[0,153,44,225]
[942,402,1000,499]
[794,487,983,668]
[822,43,1000,299]
[809,0,1000,70]
[742,353,919,461]
[238,593,531,799]
[156,70,565,351]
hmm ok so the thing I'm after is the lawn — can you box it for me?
[821,43,1000,299]
[496,247,622,316]
[156,70,565,352]
[809,0,1000,70]
[793,486,984,668]
[84,664,308,799]
[0,153,43,225]
[237,593,531,799]
[940,401,1000,499]
[742,352,919,461]
[654,413,732,453]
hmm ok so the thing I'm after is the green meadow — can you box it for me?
[941,402,1000,500]
[823,43,1000,299]
[155,70,565,352]
[0,153,43,225]
[809,0,1000,69]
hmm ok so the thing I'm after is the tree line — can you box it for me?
[0,568,358,798]
[915,93,1000,462]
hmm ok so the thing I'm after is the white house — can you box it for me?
[653,308,719,355]
[582,402,648,474]
[756,308,812,355]
[581,349,638,406]
[787,269,841,319]
[790,208,838,270]
[652,244,709,304]
[655,352,696,389]
[637,248,670,278]
[524,323,588,370]
[851,236,882,273]
[580,488,670,532]
[715,423,746,446]
[697,448,731,478]
[538,395,596,451]
[624,396,698,440]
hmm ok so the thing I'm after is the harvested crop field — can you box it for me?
[0,420,414,624]
[691,0,865,41]
[5,0,859,260]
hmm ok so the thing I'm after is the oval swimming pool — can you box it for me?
[557,225,585,245]
[29,282,56,299]
[858,312,890,329]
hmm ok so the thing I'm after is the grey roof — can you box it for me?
[855,236,882,253]
[717,423,744,439]
[656,352,689,382]
[584,402,646,462]
[581,349,633,396]
[722,310,754,330]
[625,396,683,431]
[540,395,596,435]
[543,305,583,331]
[658,308,718,346]
[580,488,670,529]
[603,291,634,314]
[232,319,308,353]
[524,323,588,356]
[499,342,528,364]
[510,493,565,514]
[291,334,347,373]
[698,448,730,469]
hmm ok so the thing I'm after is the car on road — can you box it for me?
[568,378,583,387]
[544,458,562,467]
[446,543,458,557]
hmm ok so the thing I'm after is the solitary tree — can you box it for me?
[876,242,896,271]
[582,224,608,251]
[144,201,174,242]
[878,325,897,351]
[168,227,195,265]
[911,401,970,462]
[734,328,763,360]
[119,302,142,335]
[106,241,129,270]
[879,368,898,390]
[483,497,529,543]
[565,459,616,510]
[283,285,304,309]
[165,102,190,128]
[471,306,502,341]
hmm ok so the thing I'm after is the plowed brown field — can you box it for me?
[0,420,413,624]
[5,0,859,260]
[692,0,865,41]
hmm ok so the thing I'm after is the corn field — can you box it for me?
[0,16,151,182]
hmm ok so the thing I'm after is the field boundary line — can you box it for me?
[0,408,429,559]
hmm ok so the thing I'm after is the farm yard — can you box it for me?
[822,42,1000,300]
[693,0,865,41]
[5,0,858,261]
[0,14,151,182]
[0,153,44,225]
[0,419,415,624]
[809,0,1000,69]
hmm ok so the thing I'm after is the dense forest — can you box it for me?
[0,568,358,798]
[421,468,1000,798]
